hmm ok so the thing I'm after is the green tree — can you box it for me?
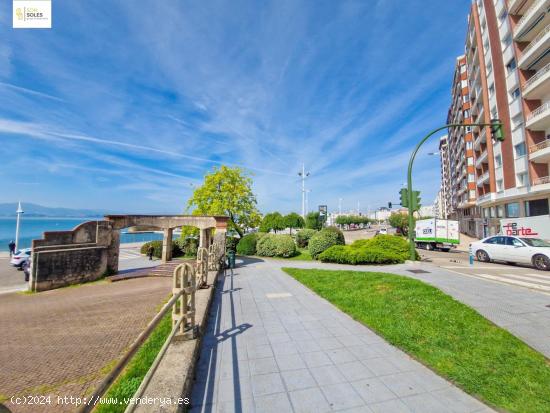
[187,166,261,238]
[388,213,415,236]
[305,212,322,230]
[284,212,305,234]
[260,212,286,233]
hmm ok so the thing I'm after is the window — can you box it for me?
[506,58,516,75]
[464,109,470,118]
[514,142,526,157]
[496,205,504,218]
[496,179,503,192]
[489,83,495,97]
[483,237,498,244]
[499,10,508,25]
[469,190,476,199]
[505,202,520,218]
[525,198,549,216]
[487,61,493,74]
[468,173,475,182]
[510,87,520,100]
[484,207,492,218]
[495,154,502,167]
[466,141,473,150]
[503,33,512,48]
[512,114,523,129]
[517,172,528,187]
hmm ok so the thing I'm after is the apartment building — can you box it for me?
[438,135,452,218]
[442,0,550,239]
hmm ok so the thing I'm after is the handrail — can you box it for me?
[527,101,550,121]
[530,139,550,153]
[515,0,547,37]
[525,61,550,90]
[521,24,550,56]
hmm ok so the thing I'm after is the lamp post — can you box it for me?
[406,121,504,260]
[15,201,24,251]
[298,164,310,218]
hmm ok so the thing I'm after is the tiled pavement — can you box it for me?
[190,259,493,413]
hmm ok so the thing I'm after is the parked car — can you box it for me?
[10,248,31,269]
[376,228,388,236]
[470,236,550,271]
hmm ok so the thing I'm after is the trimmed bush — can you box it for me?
[236,233,258,255]
[308,227,345,259]
[174,237,199,257]
[257,234,297,258]
[140,240,183,259]
[295,229,317,248]
[319,234,415,265]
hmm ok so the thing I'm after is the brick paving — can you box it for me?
[190,259,493,413]
[0,277,171,413]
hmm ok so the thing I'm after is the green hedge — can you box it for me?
[318,234,415,265]
[295,229,317,248]
[257,234,297,258]
[140,240,184,259]
[308,227,345,259]
[236,233,258,255]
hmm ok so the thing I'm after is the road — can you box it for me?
[419,248,550,294]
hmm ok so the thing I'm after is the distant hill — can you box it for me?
[0,203,111,218]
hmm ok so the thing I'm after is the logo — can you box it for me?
[13,0,51,29]
[502,223,538,237]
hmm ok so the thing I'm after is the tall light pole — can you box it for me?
[338,198,343,215]
[15,201,24,251]
[305,189,311,215]
[298,164,310,218]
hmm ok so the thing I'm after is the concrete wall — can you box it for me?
[31,221,115,292]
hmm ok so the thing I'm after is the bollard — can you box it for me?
[469,247,474,266]
[227,250,236,269]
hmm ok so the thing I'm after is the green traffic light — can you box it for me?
[491,118,504,142]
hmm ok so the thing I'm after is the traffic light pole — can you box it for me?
[407,121,504,261]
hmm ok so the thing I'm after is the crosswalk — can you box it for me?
[442,266,550,293]
[119,249,143,260]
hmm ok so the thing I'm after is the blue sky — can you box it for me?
[0,0,470,214]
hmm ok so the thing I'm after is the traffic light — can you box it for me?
[388,202,392,209]
[491,118,504,142]
[411,190,421,212]
[399,188,408,207]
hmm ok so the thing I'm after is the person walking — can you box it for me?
[147,244,154,261]
[8,240,16,257]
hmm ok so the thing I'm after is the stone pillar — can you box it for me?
[106,229,120,274]
[199,228,210,249]
[162,228,173,263]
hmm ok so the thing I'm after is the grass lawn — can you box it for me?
[283,268,550,413]
[95,313,172,413]
[287,248,312,261]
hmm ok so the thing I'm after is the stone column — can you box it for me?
[162,228,173,263]
[199,228,210,249]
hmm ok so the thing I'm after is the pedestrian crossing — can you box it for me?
[442,266,550,293]
[118,249,143,260]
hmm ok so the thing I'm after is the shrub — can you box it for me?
[308,227,345,259]
[174,237,199,257]
[226,236,239,252]
[296,229,317,248]
[140,240,183,258]
[256,234,297,258]
[236,233,258,255]
[305,212,322,230]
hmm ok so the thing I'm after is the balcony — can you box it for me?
[533,175,550,185]
[529,139,550,162]
[510,0,535,14]
[523,61,550,98]
[518,24,550,70]
[514,0,550,42]
[477,192,494,204]
[526,102,550,130]
[475,150,488,168]
[477,171,490,187]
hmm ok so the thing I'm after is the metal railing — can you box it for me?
[525,62,550,91]
[521,24,550,57]
[476,171,490,185]
[527,102,550,122]
[529,139,550,153]
[515,0,547,37]
[533,175,550,185]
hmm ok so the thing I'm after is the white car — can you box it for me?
[10,248,31,269]
[470,236,550,271]
[378,228,388,235]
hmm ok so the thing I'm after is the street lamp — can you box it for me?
[15,201,24,251]
[406,120,504,260]
[298,164,310,218]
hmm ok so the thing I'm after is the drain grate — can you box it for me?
[407,269,430,274]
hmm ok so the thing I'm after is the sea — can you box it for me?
[0,217,166,251]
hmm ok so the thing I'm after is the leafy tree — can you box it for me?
[284,212,305,234]
[187,166,261,238]
[260,212,286,233]
[305,212,322,230]
[388,213,415,236]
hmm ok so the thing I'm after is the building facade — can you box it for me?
[441,0,550,239]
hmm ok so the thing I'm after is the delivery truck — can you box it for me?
[414,219,460,251]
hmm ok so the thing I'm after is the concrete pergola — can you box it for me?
[105,215,230,262]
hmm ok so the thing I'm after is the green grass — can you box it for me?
[283,268,550,413]
[94,313,172,413]
[287,248,313,261]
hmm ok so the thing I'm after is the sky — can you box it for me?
[0,0,470,215]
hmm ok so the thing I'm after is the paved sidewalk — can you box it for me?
[190,259,492,413]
